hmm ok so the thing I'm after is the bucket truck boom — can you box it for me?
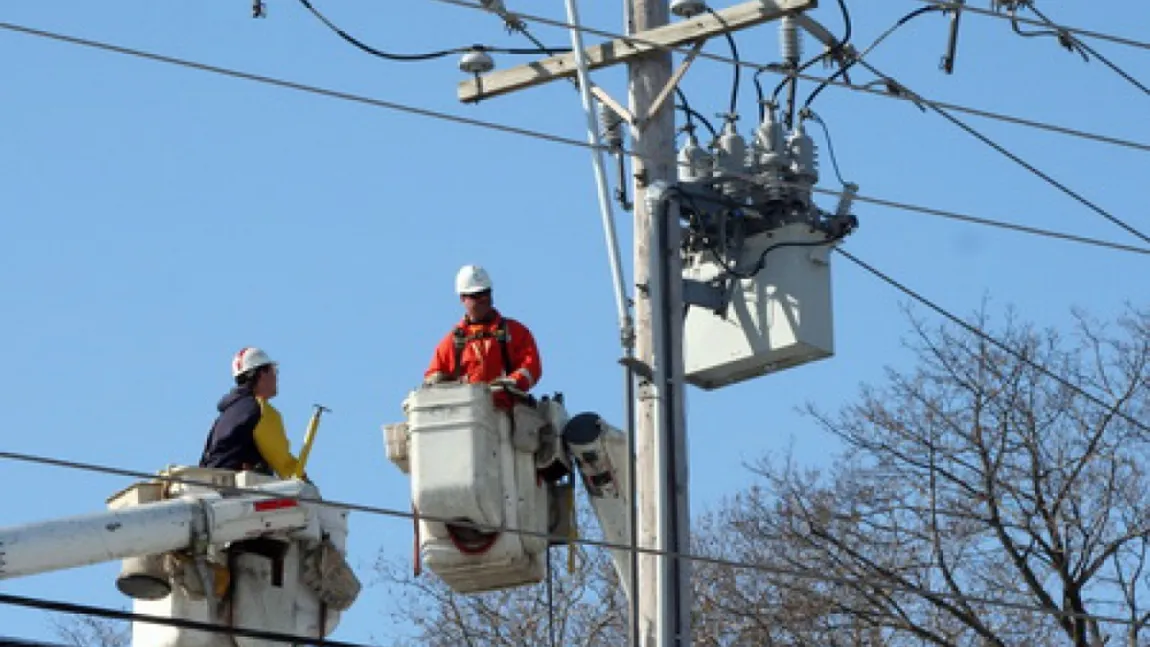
[0,466,362,647]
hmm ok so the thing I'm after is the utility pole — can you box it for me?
[625,0,690,644]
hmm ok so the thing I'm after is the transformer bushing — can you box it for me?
[673,103,857,254]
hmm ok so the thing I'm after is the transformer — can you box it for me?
[674,102,860,390]
[683,223,839,389]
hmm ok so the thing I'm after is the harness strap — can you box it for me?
[450,319,513,380]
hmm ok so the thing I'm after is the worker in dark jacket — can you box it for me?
[199,347,303,479]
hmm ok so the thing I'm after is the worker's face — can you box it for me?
[254,365,278,399]
[461,290,493,321]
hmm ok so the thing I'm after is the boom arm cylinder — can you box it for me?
[562,412,633,602]
[0,498,200,581]
[0,481,310,583]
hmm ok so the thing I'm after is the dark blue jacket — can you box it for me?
[199,386,269,474]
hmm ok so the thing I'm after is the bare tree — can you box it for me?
[51,614,130,647]
[740,304,1150,646]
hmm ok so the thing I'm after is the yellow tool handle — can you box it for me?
[294,412,323,478]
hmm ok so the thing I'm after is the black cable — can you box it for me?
[836,248,1148,434]
[510,22,564,58]
[1018,1,1150,97]
[673,86,695,130]
[852,56,1150,246]
[834,0,853,49]
[546,549,556,647]
[805,184,1150,256]
[803,5,942,111]
[769,54,827,106]
[706,7,741,116]
[914,0,1150,51]
[298,0,461,60]
[803,110,847,186]
[678,104,718,141]
[0,592,373,647]
[298,0,567,61]
[1070,39,1150,96]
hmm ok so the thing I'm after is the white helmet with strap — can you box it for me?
[455,264,493,295]
[232,347,276,378]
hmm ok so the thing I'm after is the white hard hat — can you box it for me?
[232,347,276,378]
[455,264,493,295]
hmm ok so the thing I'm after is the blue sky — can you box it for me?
[1,0,1146,643]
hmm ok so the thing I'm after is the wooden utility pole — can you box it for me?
[625,0,689,644]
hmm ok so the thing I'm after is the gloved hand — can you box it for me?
[490,376,517,390]
[423,372,448,388]
[492,373,530,392]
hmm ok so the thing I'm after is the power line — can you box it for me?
[810,185,1150,256]
[0,592,376,647]
[802,4,940,111]
[850,56,1150,245]
[1013,1,1150,97]
[296,0,570,60]
[3,20,1148,261]
[0,22,594,151]
[913,0,1150,52]
[2,453,1148,631]
[423,0,1150,154]
[836,247,1149,434]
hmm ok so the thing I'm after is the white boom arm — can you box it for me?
[561,412,633,602]
[0,479,309,582]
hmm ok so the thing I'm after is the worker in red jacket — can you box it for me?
[424,265,542,408]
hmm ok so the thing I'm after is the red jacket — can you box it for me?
[425,310,542,393]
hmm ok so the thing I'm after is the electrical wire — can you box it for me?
[832,0,852,50]
[768,53,828,108]
[802,109,847,185]
[674,86,719,139]
[806,184,1150,257]
[297,0,462,60]
[705,7,741,117]
[803,5,942,111]
[850,56,1150,246]
[3,451,1150,632]
[0,592,374,647]
[679,105,718,140]
[2,20,1147,259]
[298,0,568,61]
[912,0,1150,52]
[0,22,598,148]
[835,247,1148,441]
[1012,1,1150,97]
[546,550,556,647]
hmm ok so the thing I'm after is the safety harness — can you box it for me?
[451,318,513,380]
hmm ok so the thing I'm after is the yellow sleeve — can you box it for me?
[253,399,301,479]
